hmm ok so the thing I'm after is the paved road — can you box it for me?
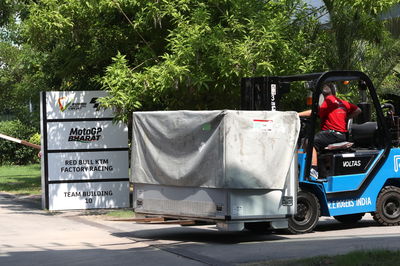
[1,193,400,266]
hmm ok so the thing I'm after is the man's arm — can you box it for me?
[348,107,362,119]
[298,110,312,117]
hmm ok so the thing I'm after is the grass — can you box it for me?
[0,164,41,195]
[105,209,135,218]
[247,250,400,266]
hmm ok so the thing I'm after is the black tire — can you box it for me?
[288,190,320,234]
[334,213,365,224]
[372,186,400,226]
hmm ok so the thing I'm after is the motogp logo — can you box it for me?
[68,127,102,143]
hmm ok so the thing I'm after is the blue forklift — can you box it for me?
[242,70,400,233]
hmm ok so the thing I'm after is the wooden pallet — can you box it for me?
[108,216,196,225]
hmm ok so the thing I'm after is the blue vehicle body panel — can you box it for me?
[297,152,330,215]
[324,150,383,193]
[297,148,400,217]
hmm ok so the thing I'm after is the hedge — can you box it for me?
[0,120,40,165]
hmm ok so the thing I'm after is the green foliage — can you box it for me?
[283,249,400,266]
[319,1,400,86]
[0,0,13,27]
[20,0,171,92]
[1,0,399,121]
[0,120,39,165]
[351,1,399,15]
[381,63,400,95]
[29,132,41,146]
[100,0,324,120]
[362,37,400,92]
[0,41,41,125]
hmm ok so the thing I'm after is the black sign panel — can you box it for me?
[333,153,377,175]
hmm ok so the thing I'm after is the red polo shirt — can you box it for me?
[319,95,358,132]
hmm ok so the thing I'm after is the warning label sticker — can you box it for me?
[253,119,273,132]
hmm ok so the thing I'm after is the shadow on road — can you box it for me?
[0,246,200,266]
[109,216,384,245]
[315,218,379,232]
[0,193,51,216]
[112,226,288,244]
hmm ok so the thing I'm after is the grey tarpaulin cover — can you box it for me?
[131,110,300,189]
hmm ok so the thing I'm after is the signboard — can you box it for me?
[47,151,129,181]
[40,91,129,210]
[48,181,128,210]
[45,91,115,119]
[46,121,128,150]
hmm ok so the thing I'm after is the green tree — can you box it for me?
[21,0,172,92]
[11,0,323,121]
[0,39,44,125]
[319,0,400,90]
[99,0,323,121]
[0,0,41,125]
[0,0,14,27]
[3,0,399,124]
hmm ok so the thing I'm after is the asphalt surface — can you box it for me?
[1,192,400,266]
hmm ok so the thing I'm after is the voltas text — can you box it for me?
[343,160,361,167]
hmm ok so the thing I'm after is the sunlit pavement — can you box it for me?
[0,193,203,266]
[1,192,400,266]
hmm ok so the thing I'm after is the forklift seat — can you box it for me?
[349,122,378,148]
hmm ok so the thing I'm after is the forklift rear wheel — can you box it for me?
[333,213,365,224]
[373,186,400,226]
[288,191,320,234]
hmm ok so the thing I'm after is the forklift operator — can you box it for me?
[298,83,362,178]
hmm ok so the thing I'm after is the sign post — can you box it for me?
[40,91,129,210]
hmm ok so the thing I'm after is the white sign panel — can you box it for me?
[49,181,129,210]
[41,90,130,211]
[48,151,129,181]
[45,91,114,119]
[46,121,128,150]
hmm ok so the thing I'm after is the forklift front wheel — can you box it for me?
[373,186,400,226]
[288,191,320,234]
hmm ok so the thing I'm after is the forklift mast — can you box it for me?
[241,77,289,111]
